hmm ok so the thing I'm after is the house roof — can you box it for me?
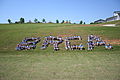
[95,19,105,21]
[114,11,120,14]
[94,19,105,23]
[106,16,117,20]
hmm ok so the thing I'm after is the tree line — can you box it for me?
[7,18,85,24]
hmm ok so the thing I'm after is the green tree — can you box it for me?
[8,19,11,24]
[69,20,71,24]
[56,20,59,23]
[61,20,64,24]
[84,22,86,24]
[20,18,22,23]
[20,17,25,24]
[90,22,94,24]
[22,18,25,23]
[34,18,38,23]
[42,18,46,23]
[80,20,83,24]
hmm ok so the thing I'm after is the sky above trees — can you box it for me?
[0,0,120,24]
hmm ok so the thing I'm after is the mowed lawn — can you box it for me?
[0,23,120,80]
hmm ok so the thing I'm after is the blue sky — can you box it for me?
[0,0,120,24]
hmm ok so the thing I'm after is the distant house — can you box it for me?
[114,11,120,20]
[94,19,106,24]
[63,20,71,24]
[106,16,117,22]
[93,11,120,24]
[106,11,120,22]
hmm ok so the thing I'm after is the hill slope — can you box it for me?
[0,23,120,80]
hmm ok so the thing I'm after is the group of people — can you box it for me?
[66,36,82,40]
[16,35,113,51]
[87,34,113,50]
[16,37,40,50]
[41,36,63,51]
[70,44,85,50]
[65,36,85,50]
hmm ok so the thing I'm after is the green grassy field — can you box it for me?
[0,23,120,80]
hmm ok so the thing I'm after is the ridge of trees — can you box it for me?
[7,18,86,24]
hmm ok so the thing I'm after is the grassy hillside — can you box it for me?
[0,23,120,80]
